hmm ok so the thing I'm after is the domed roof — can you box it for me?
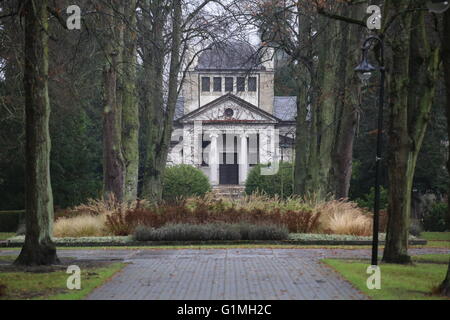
[196,41,265,71]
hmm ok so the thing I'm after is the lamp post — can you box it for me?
[426,0,450,13]
[355,35,385,266]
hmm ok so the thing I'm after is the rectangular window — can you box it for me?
[248,77,257,92]
[225,77,234,92]
[237,77,245,92]
[201,77,210,92]
[213,77,222,92]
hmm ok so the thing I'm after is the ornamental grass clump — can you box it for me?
[317,200,372,236]
[53,214,110,237]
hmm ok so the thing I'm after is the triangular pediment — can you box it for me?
[178,94,280,124]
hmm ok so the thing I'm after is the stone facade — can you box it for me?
[168,42,297,186]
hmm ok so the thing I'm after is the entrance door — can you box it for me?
[219,152,239,185]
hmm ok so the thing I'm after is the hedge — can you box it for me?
[0,210,25,232]
[245,163,294,197]
[162,164,211,201]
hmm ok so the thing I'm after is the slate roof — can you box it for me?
[174,95,297,122]
[196,41,265,71]
[273,96,297,122]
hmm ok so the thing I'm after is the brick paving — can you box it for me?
[1,247,448,300]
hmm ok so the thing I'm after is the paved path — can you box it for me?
[1,247,448,300]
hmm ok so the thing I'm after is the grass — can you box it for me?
[0,233,14,241]
[54,214,110,238]
[412,254,450,264]
[421,232,450,241]
[0,261,125,300]
[323,257,450,300]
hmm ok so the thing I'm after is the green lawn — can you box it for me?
[421,232,450,241]
[323,256,450,300]
[0,262,125,300]
[0,233,14,241]
[412,254,450,264]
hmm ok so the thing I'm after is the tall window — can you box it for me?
[213,77,222,92]
[248,77,257,92]
[225,77,234,92]
[201,77,210,92]
[237,77,245,92]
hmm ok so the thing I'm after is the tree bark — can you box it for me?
[141,0,182,202]
[140,0,168,202]
[329,3,365,199]
[103,1,125,202]
[440,257,450,297]
[439,7,450,297]
[383,3,440,263]
[121,0,139,202]
[15,0,59,266]
[294,2,361,200]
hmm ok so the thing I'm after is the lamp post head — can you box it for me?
[427,0,450,13]
[355,49,376,85]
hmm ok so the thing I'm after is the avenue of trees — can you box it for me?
[0,0,449,295]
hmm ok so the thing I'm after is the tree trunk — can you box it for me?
[294,2,359,199]
[141,0,181,203]
[140,0,167,202]
[103,1,125,202]
[443,8,450,234]
[440,257,450,297]
[439,7,450,297]
[121,0,139,202]
[293,12,313,196]
[329,3,365,199]
[383,4,440,263]
[15,0,59,266]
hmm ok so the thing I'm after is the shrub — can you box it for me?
[422,202,448,232]
[55,195,149,220]
[53,214,110,237]
[162,165,211,201]
[355,187,388,211]
[245,163,294,198]
[107,198,319,235]
[133,223,288,241]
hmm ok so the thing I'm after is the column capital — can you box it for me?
[240,132,249,139]
[209,132,219,139]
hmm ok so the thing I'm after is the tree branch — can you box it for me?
[317,7,367,28]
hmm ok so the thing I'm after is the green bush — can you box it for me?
[423,203,448,232]
[133,223,289,241]
[245,163,293,198]
[355,186,388,211]
[0,211,25,232]
[162,165,211,201]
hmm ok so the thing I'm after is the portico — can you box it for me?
[167,41,297,186]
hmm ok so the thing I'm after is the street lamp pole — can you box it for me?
[355,35,385,266]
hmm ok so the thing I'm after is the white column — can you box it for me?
[183,126,193,164]
[259,130,268,164]
[270,126,276,163]
[193,121,202,166]
[209,132,219,185]
[240,132,248,185]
